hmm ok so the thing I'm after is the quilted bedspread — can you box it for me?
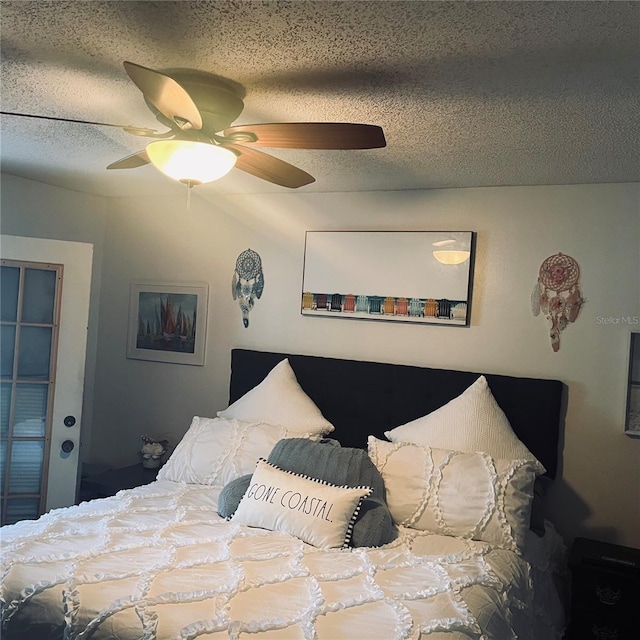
[1,480,566,640]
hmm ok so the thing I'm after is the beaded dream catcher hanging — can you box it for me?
[232,249,264,328]
[531,252,584,352]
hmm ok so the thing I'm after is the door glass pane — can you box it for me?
[0,383,11,437]
[8,440,44,493]
[17,326,52,379]
[0,266,20,322]
[5,498,40,524]
[13,384,47,437]
[22,269,56,324]
[0,325,16,377]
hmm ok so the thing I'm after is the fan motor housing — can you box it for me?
[147,69,246,134]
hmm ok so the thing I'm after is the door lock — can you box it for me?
[61,440,75,453]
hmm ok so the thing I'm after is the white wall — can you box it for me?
[0,174,107,464]
[2,173,639,547]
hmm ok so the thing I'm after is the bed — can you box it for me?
[1,348,567,639]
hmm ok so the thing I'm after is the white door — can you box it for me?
[0,235,92,522]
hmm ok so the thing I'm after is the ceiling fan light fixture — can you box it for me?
[146,140,237,185]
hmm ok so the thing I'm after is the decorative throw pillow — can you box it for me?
[217,474,253,518]
[232,459,371,549]
[158,416,312,486]
[368,437,543,553]
[218,358,334,437]
[349,497,397,548]
[218,473,396,548]
[384,375,542,469]
[267,437,386,502]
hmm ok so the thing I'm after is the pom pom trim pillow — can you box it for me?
[384,375,543,469]
[158,416,320,486]
[368,437,543,553]
[217,475,396,548]
[232,459,371,549]
[218,358,334,437]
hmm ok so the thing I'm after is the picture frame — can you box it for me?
[127,282,209,365]
[301,231,476,326]
[625,331,640,438]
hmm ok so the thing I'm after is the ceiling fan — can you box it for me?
[1,61,386,188]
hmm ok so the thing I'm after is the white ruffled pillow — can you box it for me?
[232,459,371,549]
[218,358,334,437]
[368,436,543,552]
[158,416,313,486]
[384,375,542,468]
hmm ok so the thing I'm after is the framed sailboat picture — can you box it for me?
[126,282,209,365]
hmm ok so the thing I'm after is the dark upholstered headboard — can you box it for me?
[229,349,564,479]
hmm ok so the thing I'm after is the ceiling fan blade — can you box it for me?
[222,143,315,188]
[106,150,150,170]
[0,110,166,137]
[123,61,202,131]
[222,123,386,149]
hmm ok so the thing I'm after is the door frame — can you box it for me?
[1,235,93,511]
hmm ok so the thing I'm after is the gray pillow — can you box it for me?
[350,497,397,548]
[217,474,252,519]
[267,437,386,502]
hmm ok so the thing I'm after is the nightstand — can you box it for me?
[81,464,159,499]
[566,537,640,640]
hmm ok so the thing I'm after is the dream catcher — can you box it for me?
[232,249,264,328]
[531,252,584,352]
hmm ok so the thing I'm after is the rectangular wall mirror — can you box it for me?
[301,231,476,326]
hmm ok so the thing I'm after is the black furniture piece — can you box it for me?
[228,348,565,478]
[81,464,159,499]
[566,537,640,640]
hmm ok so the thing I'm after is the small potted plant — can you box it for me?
[140,435,168,469]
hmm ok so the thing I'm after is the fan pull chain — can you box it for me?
[185,181,193,212]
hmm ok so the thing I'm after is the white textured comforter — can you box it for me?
[1,481,567,640]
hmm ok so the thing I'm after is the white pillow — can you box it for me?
[368,437,543,553]
[232,459,371,549]
[158,416,312,486]
[218,359,334,437]
[384,375,542,468]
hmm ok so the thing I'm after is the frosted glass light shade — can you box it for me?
[433,250,471,265]
[146,140,237,185]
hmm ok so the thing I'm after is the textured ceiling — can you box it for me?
[1,0,638,197]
